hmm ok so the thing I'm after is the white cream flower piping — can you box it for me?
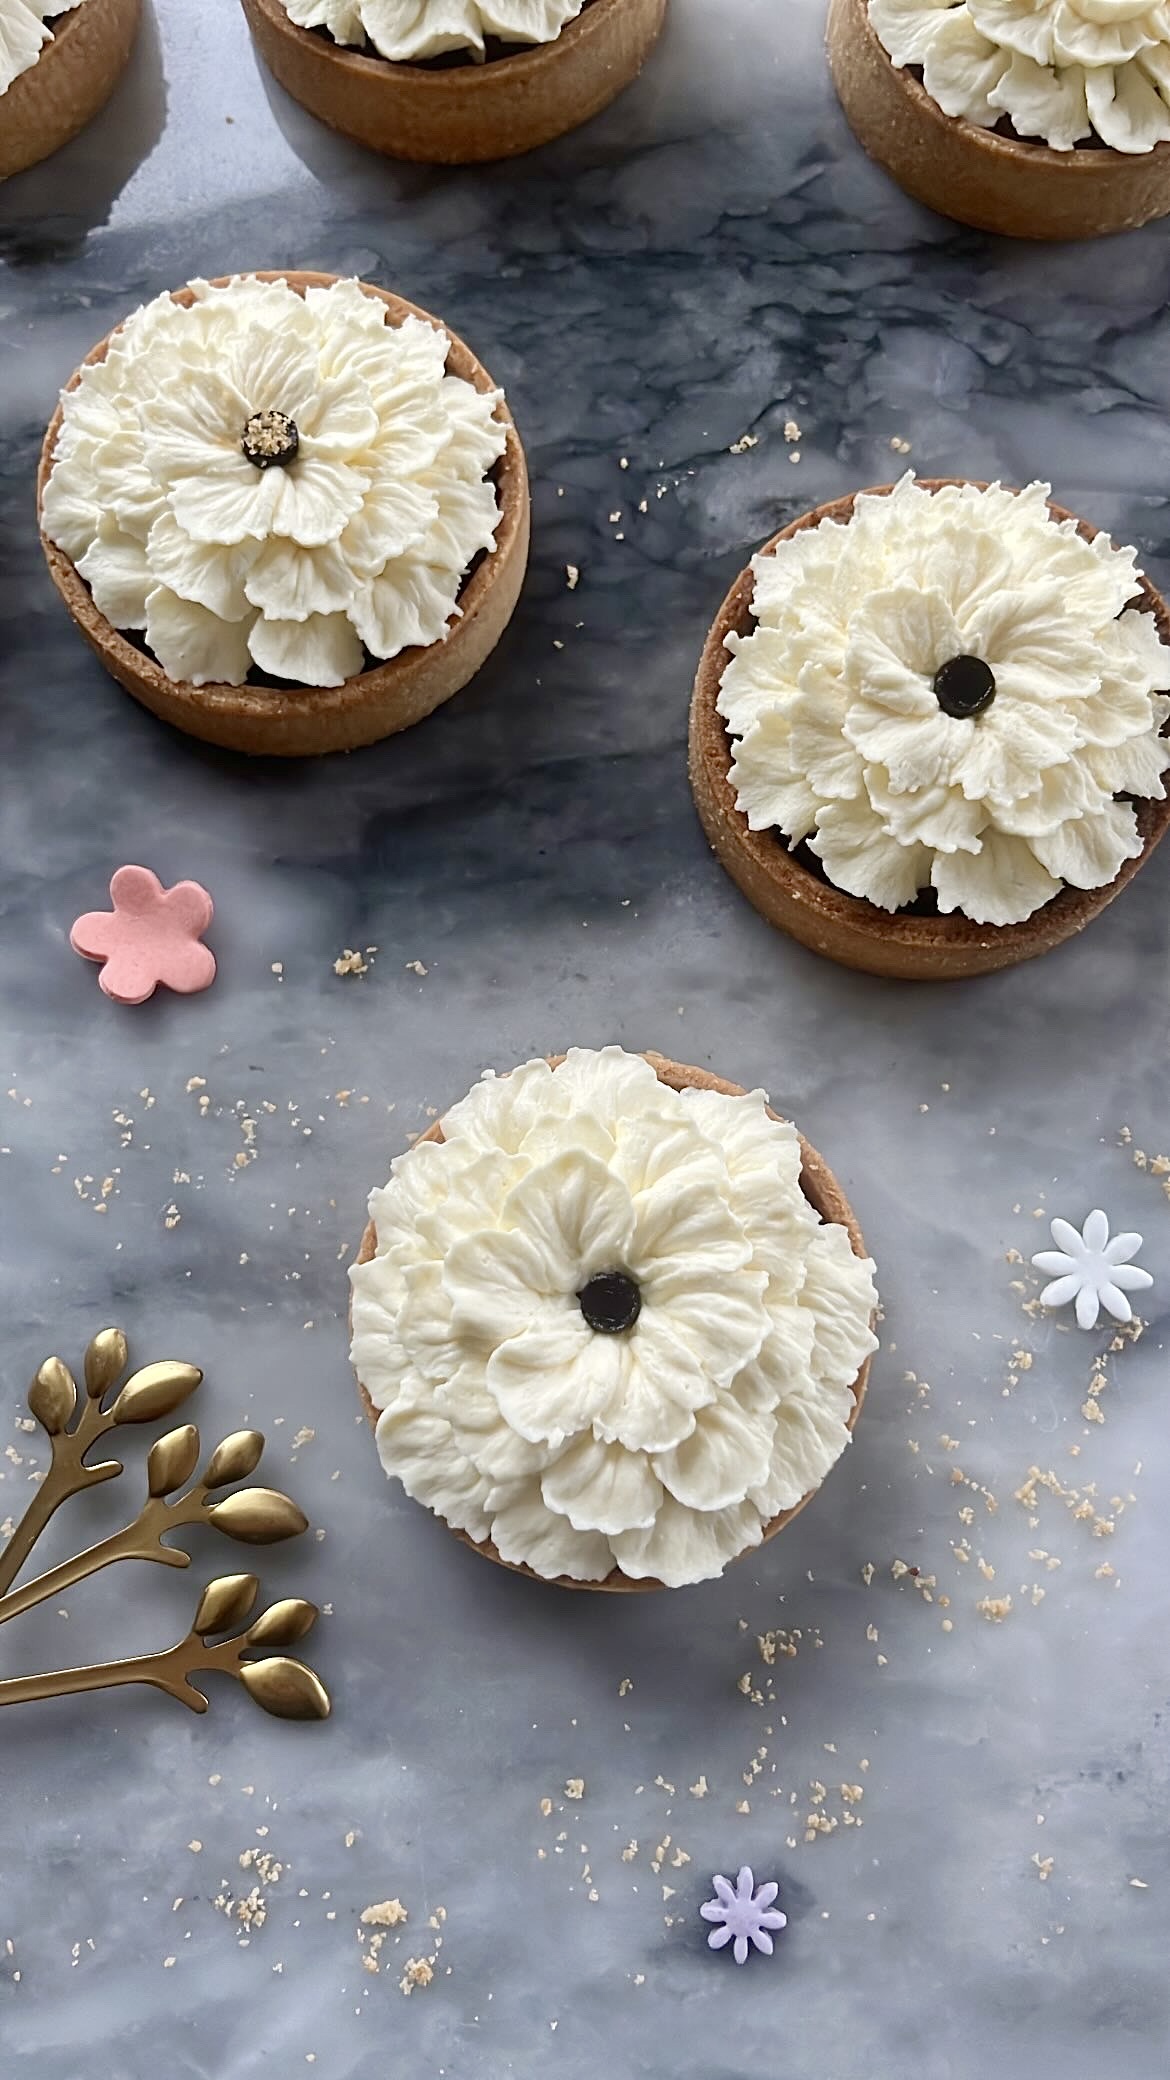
[869,0,1170,152]
[718,477,1170,927]
[41,275,507,691]
[350,1049,878,1589]
[280,0,584,63]
[0,0,84,97]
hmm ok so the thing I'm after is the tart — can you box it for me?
[827,0,1170,240]
[241,0,669,164]
[37,270,529,758]
[350,1048,878,1594]
[690,477,1170,982]
[0,0,140,180]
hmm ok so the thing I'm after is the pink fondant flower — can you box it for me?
[70,867,216,1005]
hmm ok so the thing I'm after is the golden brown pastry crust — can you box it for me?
[353,1053,874,1594]
[0,0,140,179]
[240,0,668,165]
[689,481,1170,981]
[37,272,530,757]
[827,0,1170,241]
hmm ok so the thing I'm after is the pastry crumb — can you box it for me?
[399,1957,433,1995]
[361,1900,408,1929]
[977,1595,1013,1622]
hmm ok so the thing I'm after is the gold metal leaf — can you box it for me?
[246,1599,318,1650]
[203,1430,264,1491]
[147,1424,201,1498]
[206,1488,308,1545]
[109,1362,203,1426]
[27,1357,77,1436]
[239,1656,331,1721]
[84,1327,128,1399]
[193,1574,259,1637]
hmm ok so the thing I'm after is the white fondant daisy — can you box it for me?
[1032,1208,1152,1330]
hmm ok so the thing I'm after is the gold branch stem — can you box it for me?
[0,1640,212,1714]
[0,1402,120,1601]
[0,1483,67,1602]
[0,1489,204,1625]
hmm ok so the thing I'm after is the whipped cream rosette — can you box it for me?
[41,274,507,694]
[279,0,585,62]
[350,1050,878,1591]
[869,0,1170,152]
[0,0,84,95]
[717,476,1170,930]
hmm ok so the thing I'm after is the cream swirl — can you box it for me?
[718,477,1170,928]
[0,0,84,97]
[41,275,506,692]
[349,1049,878,1589]
[280,0,584,63]
[869,0,1170,151]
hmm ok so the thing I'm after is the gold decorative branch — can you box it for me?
[0,1328,332,1725]
[0,1575,330,1720]
[0,1419,306,1625]
[0,1329,201,1600]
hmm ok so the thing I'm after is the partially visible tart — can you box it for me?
[690,477,1170,981]
[37,270,529,758]
[827,0,1170,240]
[350,1049,878,1593]
[0,0,140,180]
[240,0,669,164]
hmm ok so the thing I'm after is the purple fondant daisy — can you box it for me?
[700,1867,787,1964]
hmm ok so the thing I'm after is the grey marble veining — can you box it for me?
[1,2,1169,2074]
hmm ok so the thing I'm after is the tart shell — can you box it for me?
[0,0,140,180]
[240,0,669,165]
[826,0,1170,241]
[689,480,1170,982]
[352,1052,875,1595]
[37,270,530,758]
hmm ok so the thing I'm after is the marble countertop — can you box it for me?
[1,2,1169,2074]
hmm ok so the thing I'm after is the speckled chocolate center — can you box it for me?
[241,409,300,470]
